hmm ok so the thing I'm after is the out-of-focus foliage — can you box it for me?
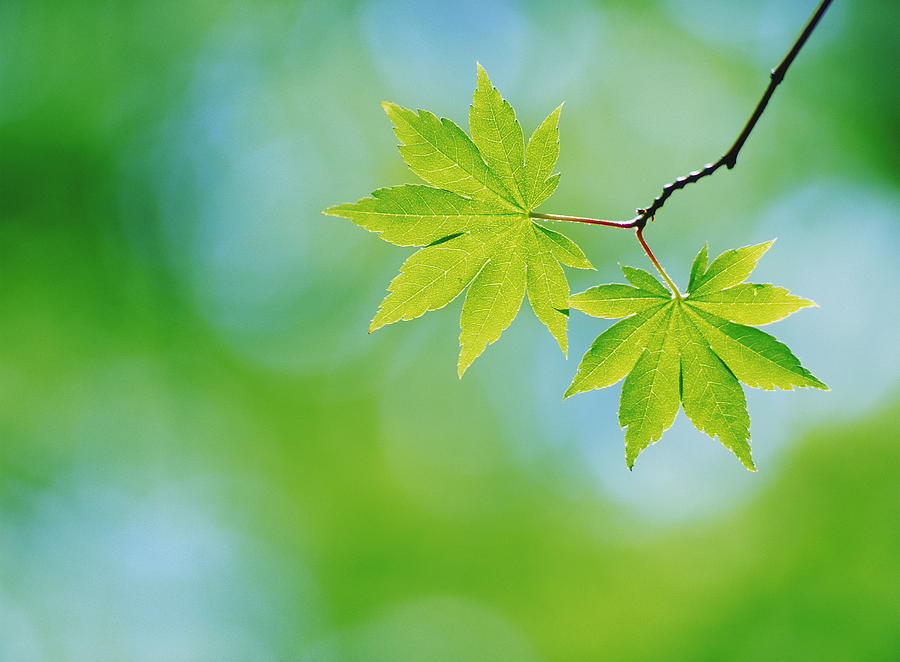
[0,1,897,661]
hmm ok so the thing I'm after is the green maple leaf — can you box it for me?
[566,240,827,470]
[324,64,593,376]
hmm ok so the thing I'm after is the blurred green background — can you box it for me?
[1,0,898,660]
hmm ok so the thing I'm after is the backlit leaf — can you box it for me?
[326,65,591,374]
[568,241,826,469]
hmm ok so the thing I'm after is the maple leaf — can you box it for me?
[566,240,827,470]
[324,64,593,376]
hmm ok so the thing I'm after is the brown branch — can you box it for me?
[530,1,833,286]
[616,0,832,230]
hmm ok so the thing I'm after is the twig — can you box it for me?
[530,1,832,286]
[530,0,833,232]
[626,0,833,229]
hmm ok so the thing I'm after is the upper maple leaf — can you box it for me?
[324,64,593,376]
[566,240,827,470]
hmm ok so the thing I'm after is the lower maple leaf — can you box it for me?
[566,241,827,470]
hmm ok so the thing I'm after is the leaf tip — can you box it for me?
[810,377,829,391]
[457,350,476,378]
[798,297,819,310]
[380,100,401,118]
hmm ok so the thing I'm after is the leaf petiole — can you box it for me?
[531,210,680,297]
[529,211,636,229]
[636,226,680,297]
